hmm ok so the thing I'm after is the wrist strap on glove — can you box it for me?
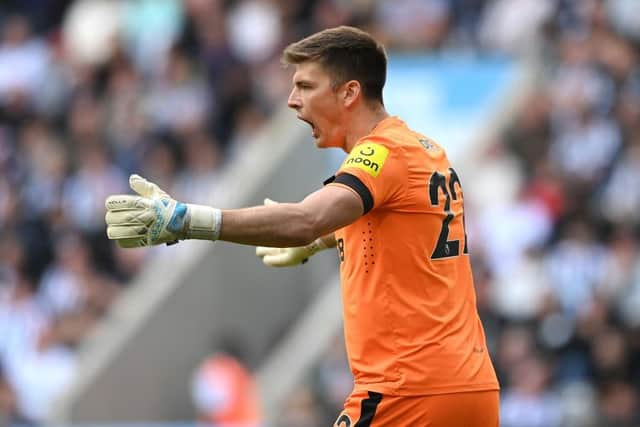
[186,204,222,241]
[301,237,329,263]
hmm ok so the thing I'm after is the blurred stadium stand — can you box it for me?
[0,1,639,427]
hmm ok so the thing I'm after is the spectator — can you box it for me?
[500,354,562,427]
[191,351,262,427]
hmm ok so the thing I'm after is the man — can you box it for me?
[191,351,262,426]
[105,26,499,426]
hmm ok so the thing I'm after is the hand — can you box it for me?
[105,174,188,248]
[256,198,328,267]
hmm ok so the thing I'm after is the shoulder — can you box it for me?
[371,117,446,159]
[345,138,392,171]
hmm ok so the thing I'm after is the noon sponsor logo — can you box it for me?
[345,156,380,172]
[341,142,389,177]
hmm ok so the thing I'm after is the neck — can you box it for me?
[343,105,389,153]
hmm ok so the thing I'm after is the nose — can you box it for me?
[287,88,301,110]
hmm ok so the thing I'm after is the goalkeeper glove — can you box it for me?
[255,198,328,267]
[105,174,221,248]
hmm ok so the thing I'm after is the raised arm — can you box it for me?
[220,184,360,247]
[105,174,360,249]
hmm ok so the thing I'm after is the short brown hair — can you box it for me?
[282,26,387,104]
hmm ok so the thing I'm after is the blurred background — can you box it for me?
[0,0,639,426]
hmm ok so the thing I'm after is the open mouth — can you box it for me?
[298,116,317,137]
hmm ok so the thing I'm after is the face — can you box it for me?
[287,61,347,149]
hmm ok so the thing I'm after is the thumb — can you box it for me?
[129,174,169,198]
[264,198,279,206]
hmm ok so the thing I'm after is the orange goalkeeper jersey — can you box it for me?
[328,116,499,396]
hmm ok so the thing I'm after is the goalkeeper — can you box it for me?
[106,26,499,427]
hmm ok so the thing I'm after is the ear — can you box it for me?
[342,80,361,108]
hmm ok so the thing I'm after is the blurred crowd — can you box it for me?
[0,0,638,426]
[476,1,640,426]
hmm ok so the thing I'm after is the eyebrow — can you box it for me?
[294,79,315,87]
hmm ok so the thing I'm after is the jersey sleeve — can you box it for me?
[328,139,407,213]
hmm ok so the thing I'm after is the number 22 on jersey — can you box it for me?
[429,167,469,259]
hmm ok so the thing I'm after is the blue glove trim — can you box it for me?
[167,202,188,233]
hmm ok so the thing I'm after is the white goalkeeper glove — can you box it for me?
[255,198,329,267]
[105,174,222,248]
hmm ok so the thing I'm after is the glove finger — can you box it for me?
[105,195,152,212]
[105,210,155,227]
[256,246,280,257]
[129,174,168,198]
[107,224,147,240]
[263,198,279,206]
[263,252,297,267]
[116,237,147,248]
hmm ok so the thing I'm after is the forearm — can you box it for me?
[220,203,320,247]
